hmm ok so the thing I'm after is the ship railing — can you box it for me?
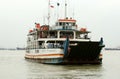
[51,25,77,30]
[38,44,63,49]
[76,36,90,39]
[46,43,63,49]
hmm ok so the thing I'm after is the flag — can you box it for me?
[57,3,60,6]
[50,5,54,8]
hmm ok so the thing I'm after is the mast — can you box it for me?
[57,2,60,20]
[48,0,50,25]
[65,0,67,18]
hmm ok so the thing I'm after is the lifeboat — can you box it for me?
[29,30,33,33]
[80,28,87,32]
[40,25,49,31]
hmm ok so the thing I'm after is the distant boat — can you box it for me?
[16,47,25,50]
[25,0,105,64]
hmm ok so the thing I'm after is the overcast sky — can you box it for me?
[0,0,120,48]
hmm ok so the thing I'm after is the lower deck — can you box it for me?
[25,41,104,64]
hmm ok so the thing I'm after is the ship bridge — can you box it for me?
[53,18,77,30]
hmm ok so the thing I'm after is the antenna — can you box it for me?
[72,1,75,19]
[72,8,75,19]
[43,16,45,25]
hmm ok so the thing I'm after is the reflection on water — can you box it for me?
[0,50,120,79]
[26,62,103,79]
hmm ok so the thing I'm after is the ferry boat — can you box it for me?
[25,1,105,64]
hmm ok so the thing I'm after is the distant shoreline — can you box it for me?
[0,47,25,50]
[105,48,120,50]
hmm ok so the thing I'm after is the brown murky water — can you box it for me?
[0,50,120,79]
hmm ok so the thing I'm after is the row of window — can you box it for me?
[56,22,76,26]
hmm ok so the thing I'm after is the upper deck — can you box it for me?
[28,18,91,42]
